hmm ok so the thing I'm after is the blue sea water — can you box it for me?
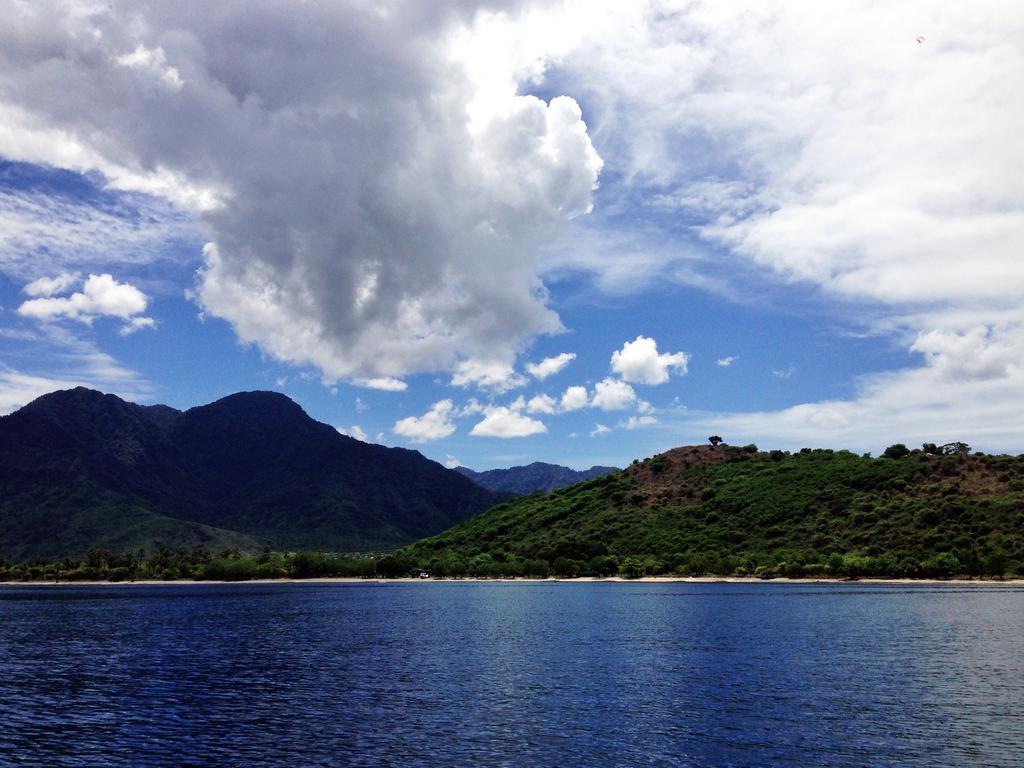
[1,581,1022,767]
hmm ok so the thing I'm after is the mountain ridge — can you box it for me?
[455,461,618,495]
[0,388,498,559]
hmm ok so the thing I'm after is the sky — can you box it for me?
[0,0,1021,470]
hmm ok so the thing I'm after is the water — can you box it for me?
[1,581,1022,767]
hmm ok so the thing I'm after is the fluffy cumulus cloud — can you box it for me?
[526,352,576,380]
[450,359,526,393]
[393,400,457,443]
[590,377,637,411]
[590,423,610,437]
[526,393,558,414]
[560,385,589,412]
[0,1,602,388]
[716,356,737,368]
[611,336,689,385]
[17,273,154,333]
[470,397,547,438]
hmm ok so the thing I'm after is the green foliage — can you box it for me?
[883,443,911,459]
[7,445,1023,584]
[0,544,403,583]
[399,447,1024,580]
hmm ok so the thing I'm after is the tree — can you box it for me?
[882,443,911,459]
[708,435,724,446]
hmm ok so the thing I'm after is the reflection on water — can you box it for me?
[1,582,1022,767]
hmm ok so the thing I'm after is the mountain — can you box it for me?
[0,388,498,560]
[455,462,618,495]
[402,444,1024,579]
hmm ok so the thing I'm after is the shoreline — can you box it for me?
[2,575,1022,587]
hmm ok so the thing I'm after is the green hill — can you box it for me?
[400,444,1024,579]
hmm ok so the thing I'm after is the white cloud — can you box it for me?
[590,423,611,437]
[456,398,485,417]
[457,2,1024,449]
[337,424,369,442]
[695,357,1024,455]
[0,370,81,416]
[0,342,153,416]
[23,273,77,298]
[560,385,590,412]
[515,1,1024,313]
[0,103,224,213]
[0,3,602,386]
[637,400,654,414]
[591,377,637,411]
[354,377,408,392]
[444,454,462,469]
[450,359,526,393]
[610,336,689,385]
[716,356,737,368]
[620,415,657,430]
[910,327,1017,382]
[393,400,457,443]
[18,274,151,334]
[526,352,576,380]
[119,316,156,336]
[470,400,547,438]
[526,393,558,414]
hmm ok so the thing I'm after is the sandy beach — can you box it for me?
[3,576,1022,587]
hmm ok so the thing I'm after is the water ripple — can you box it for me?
[0,582,1022,767]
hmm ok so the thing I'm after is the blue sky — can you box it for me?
[0,1,1021,469]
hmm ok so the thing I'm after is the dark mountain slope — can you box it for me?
[169,391,498,550]
[402,445,1024,578]
[0,388,497,559]
[456,462,618,495]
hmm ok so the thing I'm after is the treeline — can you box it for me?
[0,544,416,582]
[410,548,1012,579]
[0,545,1015,582]
[2,546,1012,582]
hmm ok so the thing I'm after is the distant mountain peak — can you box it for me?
[457,462,618,495]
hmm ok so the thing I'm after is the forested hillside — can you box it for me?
[401,444,1024,579]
